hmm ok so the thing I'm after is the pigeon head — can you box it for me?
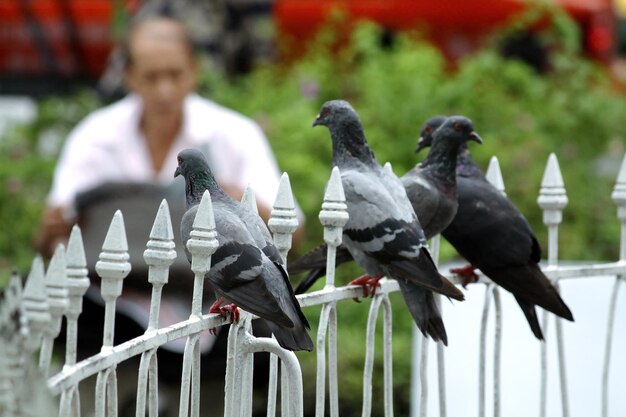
[175,148,212,179]
[313,100,376,166]
[434,116,483,148]
[420,116,482,171]
[175,148,221,206]
[415,115,447,154]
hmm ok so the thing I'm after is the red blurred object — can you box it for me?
[0,1,114,78]
[273,0,617,63]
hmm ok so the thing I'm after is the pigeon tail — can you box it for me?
[482,264,574,322]
[514,296,544,340]
[266,320,314,351]
[398,280,448,345]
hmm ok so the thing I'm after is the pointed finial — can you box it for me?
[538,153,568,225]
[319,166,349,248]
[144,199,176,285]
[241,184,259,215]
[96,210,131,300]
[21,256,50,345]
[272,173,296,212]
[187,191,219,276]
[269,173,299,262]
[192,191,217,231]
[65,225,90,317]
[324,166,346,203]
[100,210,129,253]
[45,244,69,319]
[66,225,87,270]
[485,156,506,195]
[149,199,174,242]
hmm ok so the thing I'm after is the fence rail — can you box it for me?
[0,152,625,417]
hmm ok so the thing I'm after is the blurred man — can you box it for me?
[35,15,294,258]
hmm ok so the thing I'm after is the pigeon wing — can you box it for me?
[443,177,540,268]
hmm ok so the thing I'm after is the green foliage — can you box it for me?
[0,10,624,415]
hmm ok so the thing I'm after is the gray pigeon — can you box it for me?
[290,115,482,295]
[175,148,313,351]
[312,100,464,345]
[416,116,574,340]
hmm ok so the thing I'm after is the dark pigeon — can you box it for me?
[416,116,574,340]
[291,115,482,295]
[312,100,465,345]
[175,148,313,351]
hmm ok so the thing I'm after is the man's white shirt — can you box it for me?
[49,93,286,217]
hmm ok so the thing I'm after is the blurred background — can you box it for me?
[1,0,626,415]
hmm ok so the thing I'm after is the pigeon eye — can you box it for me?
[425,126,432,133]
[453,122,462,131]
[321,108,331,117]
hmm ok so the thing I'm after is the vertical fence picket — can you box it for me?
[485,156,505,417]
[537,153,569,417]
[135,200,176,417]
[21,256,50,353]
[602,153,626,417]
[240,185,259,417]
[267,173,299,417]
[315,166,348,417]
[179,191,218,417]
[60,226,89,417]
[94,211,131,417]
[40,244,69,376]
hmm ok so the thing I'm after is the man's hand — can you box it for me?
[33,206,74,258]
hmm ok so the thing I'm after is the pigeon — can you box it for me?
[290,115,482,294]
[312,100,464,345]
[175,148,313,351]
[416,116,574,340]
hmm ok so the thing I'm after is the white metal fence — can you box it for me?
[0,152,625,417]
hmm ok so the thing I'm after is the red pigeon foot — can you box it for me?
[450,264,479,288]
[349,274,384,300]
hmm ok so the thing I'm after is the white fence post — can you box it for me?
[602,152,626,417]
[60,225,90,417]
[267,173,299,417]
[39,245,69,376]
[135,199,177,417]
[316,166,348,417]
[94,210,131,417]
[179,191,219,417]
[537,153,569,417]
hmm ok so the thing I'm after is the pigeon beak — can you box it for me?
[174,166,181,178]
[312,114,321,127]
[415,137,427,154]
[469,131,483,144]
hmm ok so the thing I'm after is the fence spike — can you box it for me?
[241,184,259,215]
[64,225,90,369]
[187,191,218,279]
[40,244,69,374]
[486,156,506,195]
[21,256,50,347]
[268,172,299,263]
[144,199,177,329]
[537,153,568,227]
[96,210,131,349]
[145,199,176,281]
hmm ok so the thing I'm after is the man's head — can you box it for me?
[123,17,198,117]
